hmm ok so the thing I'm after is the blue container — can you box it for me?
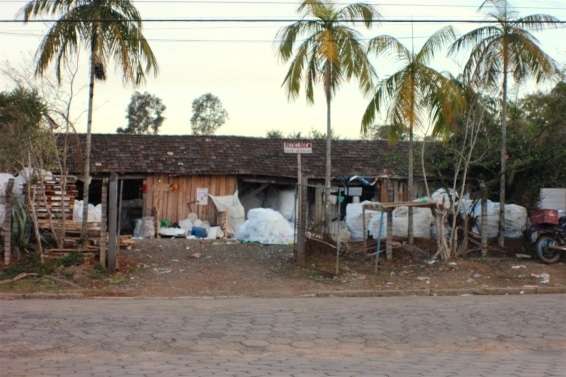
[191,227,208,238]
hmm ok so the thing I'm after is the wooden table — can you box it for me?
[362,201,441,263]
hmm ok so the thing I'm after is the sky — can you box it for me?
[1,0,565,138]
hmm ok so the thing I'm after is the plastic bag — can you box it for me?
[72,200,101,223]
[209,191,245,236]
[236,208,294,245]
[345,201,380,241]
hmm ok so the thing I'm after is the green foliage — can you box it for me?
[450,0,560,90]
[427,81,566,206]
[361,26,459,135]
[23,0,158,85]
[363,124,408,142]
[190,93,228,135]
[117,91,166,135]
[266,130,284,138]
[11,199,32,254]
[59,251,84,268]
[0,87,57,172]
[277,0,378,103]
[0,254,57,280]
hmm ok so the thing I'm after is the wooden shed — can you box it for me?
[63,134,419,232]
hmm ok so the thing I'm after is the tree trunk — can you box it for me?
[80,43,96,243]
[324,64,332,235]
[499,40,509,249]
[408,76,415,245]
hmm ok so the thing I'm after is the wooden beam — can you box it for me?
[99,178,108,267]
[3,179,14,265]
[108,173,118,272]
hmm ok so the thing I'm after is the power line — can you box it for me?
[3,17,566,23]
[1,0,566,11]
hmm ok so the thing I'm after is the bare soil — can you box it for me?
[2,237,566,297]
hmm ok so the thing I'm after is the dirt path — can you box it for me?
[2,239,566,297]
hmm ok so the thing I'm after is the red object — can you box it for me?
[141,183,148,193]
[530,209,559,225]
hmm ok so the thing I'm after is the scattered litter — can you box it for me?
[472,272,482,279]
[531,272,550,284]
[159,227,186,237]
[512,265,527,269]
[416,276,430,281]
[426,259,438,265]
[152,268,172,274]
[515,253,532,259]
[171,259,180,262]
[191,252,202,259]
[448,262,458,266]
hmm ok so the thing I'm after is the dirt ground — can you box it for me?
[2,237,566,297]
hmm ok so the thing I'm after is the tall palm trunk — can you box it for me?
[80,42,96,243]
[408,72,415,245]
[499,39,509,248]
[324,64,332,234]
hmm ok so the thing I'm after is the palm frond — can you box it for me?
[368,34,410,62]
[361,69,406,130]
[336,2,380,27]
[276,20,321,61]
[507,30,559,84]
[449,26,501,56]
[513,14,561,32]
[415,26,455,65]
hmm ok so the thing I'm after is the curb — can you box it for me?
[2,286,566,300]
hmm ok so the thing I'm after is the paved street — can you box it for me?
[1,295,566,377]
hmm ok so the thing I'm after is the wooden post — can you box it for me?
[108,173,118,272]
[3,179,14,265]
[386,209,393,260]
[99,178,108,267]
[296,176,307,267]
[480,181,488,257]
[462,211,469,255]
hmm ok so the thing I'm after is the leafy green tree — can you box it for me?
[23,0,158,240]
[0,87,56,172]
[363,124,408,141]
[266,130,284,138]
[277,0,378,231]
[450,0,560,247]
[361,26,457,243]
[117,92,166,135]
[190,93,228,135]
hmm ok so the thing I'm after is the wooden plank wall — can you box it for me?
[143,175,237,224]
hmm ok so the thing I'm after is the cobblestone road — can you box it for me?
[1,295,566,376]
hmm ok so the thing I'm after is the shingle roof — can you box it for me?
[65,134,410,179]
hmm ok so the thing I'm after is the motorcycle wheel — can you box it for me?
[536,236,561,264]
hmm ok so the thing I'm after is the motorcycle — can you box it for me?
[526,209,566,264]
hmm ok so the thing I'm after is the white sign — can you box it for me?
[196,187,209,205]
[284,141,312,154]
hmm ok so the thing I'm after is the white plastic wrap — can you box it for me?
[209,191,245,236]
[368,206,434,239]
[133,216,155,239]
[504,204,528,239]
[276,189,297,222]
[471,201,527,239]
[236,208,294,245]
[0,173,15,196]
[432,188,459,209]
[178,218,193,234]
[345,201,380,241]
[73,200,102,223]
[159,227,186,237]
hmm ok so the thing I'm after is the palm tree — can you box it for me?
[450,0,559,248]
[23,0,158,242]
[277,0,378,232]
[361,26,457,244]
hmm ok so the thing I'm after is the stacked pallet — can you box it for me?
[27,175,102,258]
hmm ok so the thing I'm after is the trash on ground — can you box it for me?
[531,272,550,284]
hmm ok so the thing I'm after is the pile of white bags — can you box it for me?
[345,201,380,241]
[471,201,527,239]
[367,206,435,239]
[236,208,294,245]
[73,200,102,223]
[431,188,459,209]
